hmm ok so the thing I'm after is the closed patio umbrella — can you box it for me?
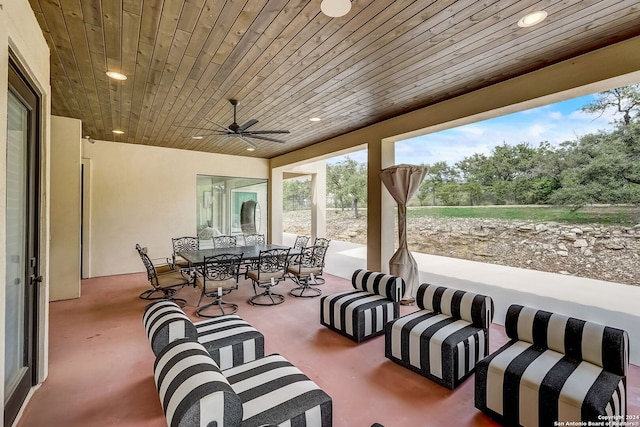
[380,164,428,304]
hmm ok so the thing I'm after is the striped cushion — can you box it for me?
[194,315,265,370]
[143,301,198,356]
[351,269,404,302]
[320,289,399,343]
[154,338,243,427]
[505,305,628,375]
[475,342,627,426]
[385,284,493,389]
[475,304,629,426]
[416,284,494,328]
[223,354,333,427]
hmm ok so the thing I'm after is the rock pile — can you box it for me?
[407,218,639,285]
[283,210,640,286]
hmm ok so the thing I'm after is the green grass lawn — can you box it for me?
[405,205,640,226]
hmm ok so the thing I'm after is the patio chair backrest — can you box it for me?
[136,243,158,284]
[201,253,243,283]
[256,248,290,278]
[171,236,199,254]
[351,269,404,302]
[416,283,494,329]
[505,304,628,375]
[293,235,309,250]
[244,233,265,246]
[213,235,237,249]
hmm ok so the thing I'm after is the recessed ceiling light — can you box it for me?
[112,129,124,134]
[191,135,204,139]
[310,117,322,122]
[320,0,351,17]
[518,11,548,28]
[106,71,127,80]
[247,147,255,151]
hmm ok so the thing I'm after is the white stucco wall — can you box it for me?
[81,140,270,277]
[1,0,51,417]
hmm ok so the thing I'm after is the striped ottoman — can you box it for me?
[143,300,264,368]
[195,314,265,370]
[475,304,628,426]
[385,283,494,389]
[154,338,332,427]
[224,354,333,426]
[320,269,405,343]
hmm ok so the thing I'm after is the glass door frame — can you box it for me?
[4,55,41,427]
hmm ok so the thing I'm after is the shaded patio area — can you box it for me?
[17,266,639,426]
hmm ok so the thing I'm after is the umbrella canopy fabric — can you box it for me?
[380,164,428,302]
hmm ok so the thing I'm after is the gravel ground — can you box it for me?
[283,209,640,286]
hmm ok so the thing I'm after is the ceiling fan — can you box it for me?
[176,99,290,149]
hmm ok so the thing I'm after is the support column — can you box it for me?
[50,116,82,300]
[269,167,284,244]
[367,139,395,273]
[310,164,326,242]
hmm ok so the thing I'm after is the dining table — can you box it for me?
[177,243,300,267]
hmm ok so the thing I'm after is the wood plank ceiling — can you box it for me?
[29,0,640,159]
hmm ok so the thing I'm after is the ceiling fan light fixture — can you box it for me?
[106,71,127,80]
[518,11,548,27]
[321,0,351,17]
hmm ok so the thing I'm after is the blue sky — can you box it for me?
[329,94,616,166]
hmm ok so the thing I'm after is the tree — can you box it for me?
[547,85,640,209]
[457,142,547,204]
[437,181,463,206]
[582,83,640,125]
[417,161,458,205]
[283,178,311,211]
[548,121,640,209]
[326,157,367,218]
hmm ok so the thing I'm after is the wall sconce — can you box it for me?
[320,0,351,17]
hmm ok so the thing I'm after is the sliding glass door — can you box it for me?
[5,59,40,426]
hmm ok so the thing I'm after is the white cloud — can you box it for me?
[328,94,622,166]
[454,125,485,136]
[393,95,622,165]
[527,124,546,138]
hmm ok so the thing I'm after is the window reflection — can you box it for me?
[196,175,268,240]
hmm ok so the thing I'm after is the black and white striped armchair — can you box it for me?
[154,338,333,427]
[320,269,405,343]
[385,283,494,389]
[475,304,628,426]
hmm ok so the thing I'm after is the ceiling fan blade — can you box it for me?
[173,124,220,132]
[239,119,259,132]
[238,135,258,149]
[245,134,286,143]
[245,130,290,134]
[203,117,232,132]
[186,132,229,137]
